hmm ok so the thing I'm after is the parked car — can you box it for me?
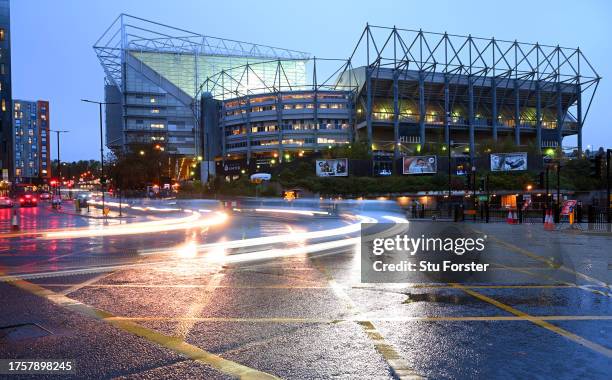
[19,193,38,207]
[39,192,51,201]
[0,196,13,208]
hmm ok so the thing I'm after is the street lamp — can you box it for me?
[50,130,69,202]
[81,99,118,218]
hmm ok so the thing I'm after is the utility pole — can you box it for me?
[607,149,611,224]
[556,162,561,221]
[472,165,477,221]
[51,130,69,199]
[545,165,550,209]
[447,112,452,198]
[81,99,118,218]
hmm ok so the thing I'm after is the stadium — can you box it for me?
[95,18,600,180]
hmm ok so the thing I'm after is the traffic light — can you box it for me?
[466,172,471,189]
[479,177,486,191]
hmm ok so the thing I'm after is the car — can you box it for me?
[39,192,51,201]
[19,193,38,207]
[0,196,13,208]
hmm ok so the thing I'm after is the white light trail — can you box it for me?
[140,214,376,256]
[252,208,330,216]
[42,212,228,240]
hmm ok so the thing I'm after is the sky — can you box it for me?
[11,0,612,161]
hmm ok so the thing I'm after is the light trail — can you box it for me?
[383,215,409,223]
[87,200,182,212]
[139,214,377,256]
[251,208,330,216]
[199,237,360,264]
[42,211,228,240]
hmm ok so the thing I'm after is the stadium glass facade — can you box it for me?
[95,14,308,179]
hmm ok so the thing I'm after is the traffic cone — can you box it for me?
[11,209,20,231]
[507,210,513,224]
[547,210,556,231]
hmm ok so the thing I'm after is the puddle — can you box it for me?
[0,323,53,342]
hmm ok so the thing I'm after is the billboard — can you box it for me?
[316,158,348,177]
[490,152,527,172]
[403,156,437,174]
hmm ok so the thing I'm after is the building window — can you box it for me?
[150,123,165,129]
[151,109,160,114]
[0,29,4,41]
[150,97,156,103]
[0,64,4,75]
[1,99,5,112]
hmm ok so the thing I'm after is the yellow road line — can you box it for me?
[493,263,611,298]
[35,283,331,289]
[473,228,609,287]
[106,315,612,323]
[450,283,612,358]
[313,260,424,380]
[352,284,577,290]
[174,271,225,339]
[1,274,280,379]
[60,271,115,296]
[36,283,582,290]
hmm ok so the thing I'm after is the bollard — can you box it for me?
[11,209,20,231]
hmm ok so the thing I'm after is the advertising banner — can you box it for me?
[315,158,348,177]
[403,156,437,174]
[490,152,527,171]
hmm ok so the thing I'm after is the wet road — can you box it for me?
[0,199,610,379]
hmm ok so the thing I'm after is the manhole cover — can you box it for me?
[0,323,53,342]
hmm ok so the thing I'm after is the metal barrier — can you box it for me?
[405,203,610,230]
[587,206,611,231]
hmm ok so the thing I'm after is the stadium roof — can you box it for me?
[94,14,310,89]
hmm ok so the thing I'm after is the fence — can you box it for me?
[406,203,611,231]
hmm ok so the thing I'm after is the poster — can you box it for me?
[490,152,527,172]
[403,156,437,174]
[316,158,348,177]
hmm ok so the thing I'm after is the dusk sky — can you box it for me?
[11,0,612,161]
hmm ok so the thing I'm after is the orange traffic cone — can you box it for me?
[507,210,513,224]
[548,210,554,230]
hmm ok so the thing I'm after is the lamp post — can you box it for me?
[51,130,69,201]
[607,149,611,225]
[81,99,118,218]
[471,165,477,221]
